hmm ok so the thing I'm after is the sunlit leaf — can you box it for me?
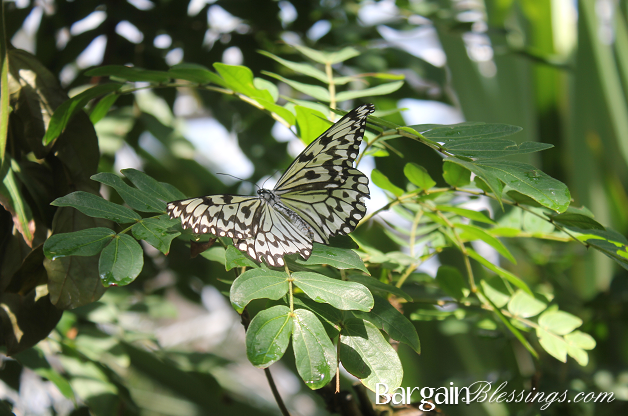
[292,271,373,311]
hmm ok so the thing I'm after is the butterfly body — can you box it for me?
[168,104,374,267]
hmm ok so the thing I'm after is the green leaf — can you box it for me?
[246,305,292,368]
[538,310,582,335]
[507,290,547,318]
[214,63,273,102]
[99,234,144,286]
[442,161,471,187]
[480,279,510,308]
[292,271,373,311]
[258,51,328,82]
[52,191,141,224]
[293,44,360,64]
[371,169,404,197]
[577,228,628,271]
[564,331,596,350]
[536,328,567,362]
[293,295,344,335]
[89,93,119,124]
[131,217,180,255]
[44,228,116,259]
[291,308,337,389]
[84,65,170,83]
[1,158,34,243]
[335,81,403,102]
[467,248,532,295]
[225,245,259,271]
[91,172,166,213]
[352,295,420,352]
[254,77,279,101]
[263,72,330,102]
[121,168,182,202]
[403,163,436,191]
[550,211,605,231]
[199,246,226,265]
[296,243,369,273]
[414,122,522,140]
[340,318,403,391]
[168,63,227,87]
[15,347,75,400]
[566,344,589,366]
[295,105,331,145]
[230,269,289,313]
[43,83,123,144]
[435,266,468,300]
[436,205,495,224]
[446,158,571,213]
[345,274,412,302]
[455,223,516,264]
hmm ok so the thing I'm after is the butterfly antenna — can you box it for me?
[262,170,281,189]
[216,173,260,190]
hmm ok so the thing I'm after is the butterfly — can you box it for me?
[167,103,374,267]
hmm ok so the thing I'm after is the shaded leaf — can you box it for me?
[345,274,412,302]
[99,234,144,286]
[371,169,404,197]
[225,245,259,271]
[52,191,141,224]
[436,205,495,224]
[131,217,180,255]
[292,308,336,389]
[91,172,165,213]
[455,223,516,264]
[44,228,116,259]
[84,65,170,83]
[246,305,292,368]
[168,63,227,87]
[403,163,435,191]
[442,161,471,188]
[435,266,468,300]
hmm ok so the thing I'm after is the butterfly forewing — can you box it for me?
[167,103,374,267]
[167,195,263,238]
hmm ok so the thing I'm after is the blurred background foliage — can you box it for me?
[1,0,628,415]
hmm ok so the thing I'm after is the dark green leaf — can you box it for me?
[435,266,468,300]
[340,318,403,391]
[44,228,116,259]
[225,245,259,271]
[52,191,141,224]
[296,243,369,273]
[121,168,182,202]
[549,211,605,231]
[84,65,170,83]
[292,271,373,311]
[91,172,166,213]
[352,296,420,352]
[292,308,336,389]
[168,63,227,86]
[246,305,292,368]
[44,255,105,309]
[293,295,344,334]
[131,217,180,255]
[230,269,289,313]
[577,228,628,271]
[99,234,144,286]
[43,83,123,144]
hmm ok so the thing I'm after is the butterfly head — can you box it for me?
[257,188,276,204]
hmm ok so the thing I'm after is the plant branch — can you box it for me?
[264,368,291,416]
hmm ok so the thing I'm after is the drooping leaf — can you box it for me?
[403,163,436,191]
[246,305,292,368]
[352,296,420,352]
[225,245,260,271]
[442,161,471,187]
[89,93,120,124]
[435,266,468,300]
[371,169,404,197]
[291,308,337,389]
[99,234,144,286]
[340,318,403,391]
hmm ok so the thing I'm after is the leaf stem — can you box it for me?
[325,62,336,118]
[285,263,294,313]
[264,368,291,416]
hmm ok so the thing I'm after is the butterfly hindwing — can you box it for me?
[167,195,262,239]
[233,204,313,267]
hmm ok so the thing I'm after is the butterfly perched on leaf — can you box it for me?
[167,104,374,267]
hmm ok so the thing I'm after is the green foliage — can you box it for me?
[3,2,628,414]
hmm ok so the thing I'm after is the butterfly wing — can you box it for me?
[274,104,373,243]
[167,195,263,238]
[233,203,313,267]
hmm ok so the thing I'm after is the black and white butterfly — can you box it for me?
[167,104,374,267]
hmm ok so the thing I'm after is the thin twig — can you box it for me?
[264,368,291,416]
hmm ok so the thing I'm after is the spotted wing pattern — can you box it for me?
[166,195,262,239]
[167,104,374,267]
[232,204,313,267]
